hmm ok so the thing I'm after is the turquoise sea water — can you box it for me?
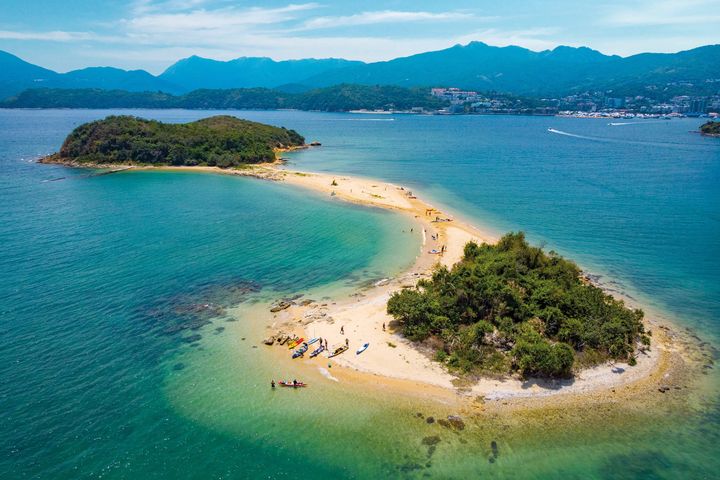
[1,109,718,479]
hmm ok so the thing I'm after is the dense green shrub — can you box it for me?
[387,232,649,378]
[55,115,304,167]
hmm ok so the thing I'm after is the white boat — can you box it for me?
[356,343,369,355]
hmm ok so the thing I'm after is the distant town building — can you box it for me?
[604,97,625,109]
[689,99,707,115]
[430,87,480,104]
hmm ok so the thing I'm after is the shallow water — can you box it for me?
[1,109,718,479]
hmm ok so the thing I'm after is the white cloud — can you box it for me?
[300,10,478,30]
[125,3,320,32]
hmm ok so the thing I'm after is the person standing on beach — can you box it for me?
[340,326,344,335]
[382,323,386,331]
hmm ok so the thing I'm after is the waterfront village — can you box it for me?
[385,86,720,118]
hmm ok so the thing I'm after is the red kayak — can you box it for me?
[279,381,307,388]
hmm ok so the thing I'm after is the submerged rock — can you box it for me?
[447,415,465,430]
[426,417,435,424]
[182,334,202,343]
[163,318,212,334]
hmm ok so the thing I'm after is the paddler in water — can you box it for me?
[271,379,275,389]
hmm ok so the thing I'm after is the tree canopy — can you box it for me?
[387,232,649,378]
[50,115,305,167]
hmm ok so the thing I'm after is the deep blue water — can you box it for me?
[1,109,718,479]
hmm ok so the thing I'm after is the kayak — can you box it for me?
[356,343,369,355]
[309,344,325,358]
[292,343,308,359]
[328,345,349,358]
[308,337,320,345]
[279,381,307,388]
[288,337,304,349]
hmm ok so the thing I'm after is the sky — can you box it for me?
[0,0,718,74]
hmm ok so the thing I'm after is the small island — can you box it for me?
[387,232,649,378]
[41,115,305,167]
[700,120,720,137]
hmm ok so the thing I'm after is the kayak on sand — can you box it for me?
[292,343,308,359]
[310,344,325,358]
[356,343,369,355]
[287,337,304,349]
[328,345,348,358]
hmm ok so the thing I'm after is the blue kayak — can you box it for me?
[292,343,308,359]
[309,344,325,358]
[356,343,369,355]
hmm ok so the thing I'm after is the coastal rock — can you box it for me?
[270,302,291,313]
[263,336,276,345]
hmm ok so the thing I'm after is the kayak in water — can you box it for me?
[279,380,307,388]
[356,343,369,355]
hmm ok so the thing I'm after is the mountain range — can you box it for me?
[1,42,719,100]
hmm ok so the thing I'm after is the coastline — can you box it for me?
[40,156,706,410]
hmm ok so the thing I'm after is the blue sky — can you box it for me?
[1,0,718,73]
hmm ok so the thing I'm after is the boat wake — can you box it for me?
[547,128,593,140]
[609,121,669,126]
[318,367,339,382]
[335,118,395,122]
